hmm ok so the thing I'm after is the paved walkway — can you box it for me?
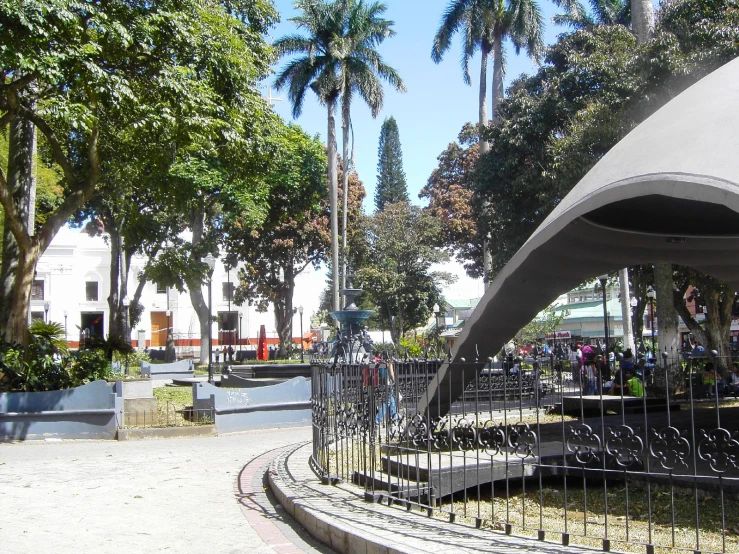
[1,428,599,554]
[0,427,328,554]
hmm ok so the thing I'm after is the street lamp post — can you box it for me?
[239,313,243,353]
[122,296,131,376]
[433,303,441,359]
[299,305,304,363]
[647,286,657,357]
[204,255,216,384]
[597,275,609,372]
[44,301,50,322]
[63,310,68,344]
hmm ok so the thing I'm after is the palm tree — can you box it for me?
[552,0,629,30]
[432,0,544,156]
[337,1,405,290]
[432,0,543,288]
[274,0,345,311]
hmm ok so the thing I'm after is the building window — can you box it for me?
[222,282,234,302]
[156,283,167,294]
[31,311,44,321]
[86,281,99,302]
[31,279,44,300]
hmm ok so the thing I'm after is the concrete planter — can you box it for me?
[0,380,123,441]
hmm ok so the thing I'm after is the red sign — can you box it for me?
[545,331,571,340]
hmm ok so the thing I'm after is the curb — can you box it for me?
[117,425,217,440]
[268,443,601,554]
[268,450,407,554]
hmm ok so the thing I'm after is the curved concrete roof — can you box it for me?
[422,56,739,417]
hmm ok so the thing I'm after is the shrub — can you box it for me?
[0,321,115,392]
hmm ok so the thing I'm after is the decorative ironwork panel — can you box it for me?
[698,427,739,474]
[566,424,602,464]
[605,425,644,468]
[649,426,690,470]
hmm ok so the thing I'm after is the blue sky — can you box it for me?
[270,0,568,328]
[266,0,563,211]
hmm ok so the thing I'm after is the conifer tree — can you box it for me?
[375,117,408,211]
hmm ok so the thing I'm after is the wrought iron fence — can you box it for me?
[311,354,739,553]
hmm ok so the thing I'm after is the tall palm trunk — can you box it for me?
[327,96,340,311]
[478,42,490,155]
[341,97,351,291]
[631,0,655,44]
[618,268,635,352]
[491,28,504,126]
[482,30,504,290]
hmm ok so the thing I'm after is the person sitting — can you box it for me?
[702,362,718,397]
[610,349,634,396]
[728,362,739,398]
[626,369,644,398]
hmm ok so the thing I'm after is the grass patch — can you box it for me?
[153,386,193,412]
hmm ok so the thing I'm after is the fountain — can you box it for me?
[328,288,374,363]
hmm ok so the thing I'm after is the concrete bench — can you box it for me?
[140,359,194,380]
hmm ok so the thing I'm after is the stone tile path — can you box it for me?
[0,427,323,554]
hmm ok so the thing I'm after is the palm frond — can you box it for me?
[432,0,475,64]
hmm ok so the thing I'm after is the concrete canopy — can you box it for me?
[421,57,739,418]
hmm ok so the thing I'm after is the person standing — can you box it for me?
[374,358,397,424]
[583,359,599,395]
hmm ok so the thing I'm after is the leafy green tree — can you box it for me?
[375,116,408,211]
[419,123,482,278]
[473,0,739,359]
[225,124,329,359]
[0,0,277,346]
[354,202,453,344]
[516,305,565,346]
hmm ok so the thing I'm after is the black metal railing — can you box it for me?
[311,354,739,553]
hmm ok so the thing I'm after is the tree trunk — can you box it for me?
[341,98,350,291]
[0,111,36,335]
[654,263,679,358]
[274,264,295,359]
[0,94,100,346]
[327,97,340,311]
[6,244,40,345]
[619,268,635,352]
[676,284,734,374]
[704,286,733,374]
[107,222,123,340]
[482,30,504,290]
[631,0,655,45]
[478,42,490,155]
[187,204,211,364]
[491,28,504,127]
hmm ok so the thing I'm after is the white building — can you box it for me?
[31,227,305,355]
